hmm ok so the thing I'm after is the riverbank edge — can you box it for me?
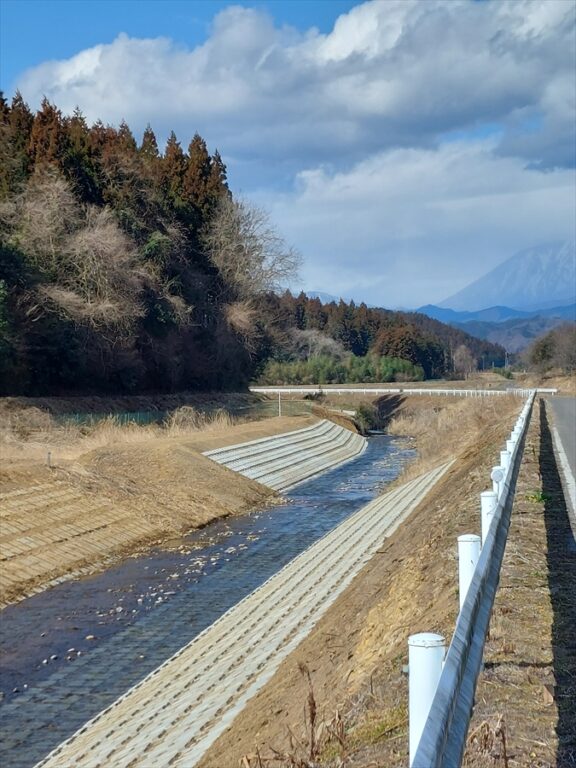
[196,398,523,767]
[1,416,320,609]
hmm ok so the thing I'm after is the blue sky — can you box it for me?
[0,1,358,92]
[1,0,575,308]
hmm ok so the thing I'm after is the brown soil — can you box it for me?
[198,399,523,768]
[0,415,316,607]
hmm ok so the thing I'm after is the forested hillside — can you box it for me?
[255,293,505,384]
[0,95,504,395]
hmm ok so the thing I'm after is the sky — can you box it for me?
[1,0,575,308]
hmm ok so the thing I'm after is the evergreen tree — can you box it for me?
[208,150,228,197]
[117,120,138,155]
[1,92,34,194]
[28,98,70,167]
[183,133,211,214]
[9,92,34,158]
[0,93,9,123]
[0,94,11,199]
[162,131,186,201]
[63,107,101,203]
[140,124,159,159]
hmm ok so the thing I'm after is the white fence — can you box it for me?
[251,386,555,398]
[408,391,536,767]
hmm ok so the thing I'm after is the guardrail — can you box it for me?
[408,390,536,767]
[251,386,556,397]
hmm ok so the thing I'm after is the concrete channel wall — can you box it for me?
[36,461,453,768]
[203,419,367,492]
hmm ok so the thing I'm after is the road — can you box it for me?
[548,396,576,525]
[36,461,452,768]
[549,397,576,473]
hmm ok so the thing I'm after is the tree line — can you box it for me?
[255,292,505,382]
[525,324,576,373]
[0,94,505,395]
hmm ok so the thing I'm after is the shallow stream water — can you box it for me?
[0,435,414,767]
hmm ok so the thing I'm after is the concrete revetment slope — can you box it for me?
[36,461,453,768]
[203,419,367,491]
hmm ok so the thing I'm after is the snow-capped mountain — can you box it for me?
[440,241,576,311]
[306,291,344,304]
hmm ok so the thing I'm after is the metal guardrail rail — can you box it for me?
[411,391,536,767]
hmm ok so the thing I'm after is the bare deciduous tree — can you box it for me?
[288,328,347,361]
[527,323,576,373]
[222,300,260,352]
[51,206,147,330]
[453,344,476,377]
[552,323,576,372]
[3,170,152,332]
[2,169,80,276]
[202,196,301,300]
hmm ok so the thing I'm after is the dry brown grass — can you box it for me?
[386,396,520,480]
[0,405,238,465]
[516,370,576,395]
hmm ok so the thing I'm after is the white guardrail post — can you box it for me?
[480,490,498,546]
[409,390,536,766]
[408,633,446,767]
[500,450,511,471]
[458,534,481,611]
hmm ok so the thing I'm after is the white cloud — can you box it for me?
[15,0,576,171]
[11,0,576,307]
[263,140,575,307]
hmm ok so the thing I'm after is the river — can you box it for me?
[0,434,414,767]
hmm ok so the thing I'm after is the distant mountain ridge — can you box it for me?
[440,241,576,311]
[452,315,571,354]
[416,303,575,353]
[417,303,576,324]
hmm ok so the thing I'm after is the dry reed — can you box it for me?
[386,396,519,480]
[0,405,237,464]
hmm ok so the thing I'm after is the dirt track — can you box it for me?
[0,416,316,608]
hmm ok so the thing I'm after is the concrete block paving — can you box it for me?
[31,462,452,768]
